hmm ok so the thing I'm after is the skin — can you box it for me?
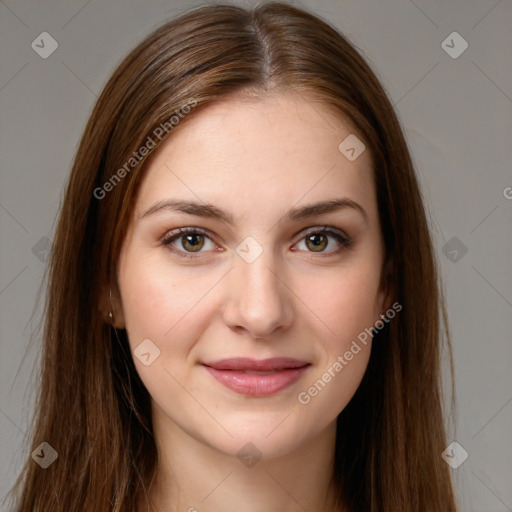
[113,91,392,512]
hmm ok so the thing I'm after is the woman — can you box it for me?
[8,2,457,511]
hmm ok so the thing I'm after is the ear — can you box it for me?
[99,282,126,329]
[375,256,395,317]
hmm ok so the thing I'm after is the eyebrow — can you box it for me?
[140,197,368,225]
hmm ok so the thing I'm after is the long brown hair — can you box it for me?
[7,2,456,511]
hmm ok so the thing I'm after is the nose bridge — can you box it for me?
[241,252,280,301]
[222,239,294,337]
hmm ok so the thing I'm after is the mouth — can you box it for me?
[202,357,311,396]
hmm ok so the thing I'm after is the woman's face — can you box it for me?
[117,92,390,458]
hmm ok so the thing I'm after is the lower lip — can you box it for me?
[203,365,310,397]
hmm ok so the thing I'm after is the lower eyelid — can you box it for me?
[294,232,351,252]
[161,228,351,256]
[164,232,215,252]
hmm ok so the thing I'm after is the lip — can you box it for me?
[202,358,311,397]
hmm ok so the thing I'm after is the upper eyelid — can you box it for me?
[162,225,349,248]
[161,226,213,244]
[299,225,347,238]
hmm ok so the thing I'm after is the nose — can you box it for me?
[221,251,295,339]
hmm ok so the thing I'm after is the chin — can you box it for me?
[196,413,318,461]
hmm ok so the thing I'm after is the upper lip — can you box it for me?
[202,357,310,371]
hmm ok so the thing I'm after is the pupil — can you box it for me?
[183,234,203,251]
[307,234,327,251]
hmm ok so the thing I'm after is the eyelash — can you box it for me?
[161,226,353,260]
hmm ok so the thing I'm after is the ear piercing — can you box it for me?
[108,288,114,320]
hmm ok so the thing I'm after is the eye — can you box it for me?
[161,227,217,258]
[293,226,352,254]
[161,225,352,260]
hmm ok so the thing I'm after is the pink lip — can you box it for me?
[202,358,311,397]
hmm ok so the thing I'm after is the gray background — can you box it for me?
[1,0,511,510]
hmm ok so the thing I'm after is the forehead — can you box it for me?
[134,92,376,221]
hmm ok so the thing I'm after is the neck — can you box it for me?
[140,406,345,512]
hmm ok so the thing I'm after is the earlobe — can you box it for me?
[378,256,395,315]
[99,283,126,329]
[99,285,111,324]
[109,286,126,329]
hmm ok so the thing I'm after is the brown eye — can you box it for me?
[162,228,215,258]
[181,233,205,252]
[305,233,328,252]
[294,227,352,255]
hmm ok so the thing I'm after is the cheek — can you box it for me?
[119,251,227,386]
[117,254,216,404]
[119,264,172,343]
[292,256,381,410]
[302,261,382,346]
[294,268,378,418]
[118,250,221,357]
